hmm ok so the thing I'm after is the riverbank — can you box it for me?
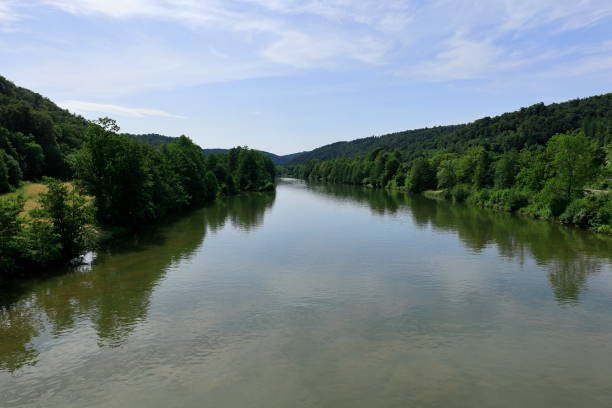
[289,175,611,235]
[420,186,611,235]
[1,136,277,283]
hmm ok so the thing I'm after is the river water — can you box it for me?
[1,178,612,407]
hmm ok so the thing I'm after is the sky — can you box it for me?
[1,1,611,155]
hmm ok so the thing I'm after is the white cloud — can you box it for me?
[406,36,523,82]
[1,0,610,97]
[262,31,389,68]
[60,100,187,119]
[0,0,21,28]
[547,55,612,77]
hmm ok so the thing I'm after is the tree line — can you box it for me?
[1,118,275,282]
[287,93,612,165]
[284,131,612,233]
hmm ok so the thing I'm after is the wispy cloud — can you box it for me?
[60,100,187,119]
[0,0,22,30]
[1,0,610,96]
[406,37,510,81]
[262,31,389,68]
[547,55,612,77]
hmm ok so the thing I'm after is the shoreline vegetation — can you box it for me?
[1,119,276,283]
[0,73,610,280]
[283,131,611,235]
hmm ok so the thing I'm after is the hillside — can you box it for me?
[202,149,304,166]
[127,135,302,165]
[0,74,293,194]
[287,94,612,165]
[0,75,89,189]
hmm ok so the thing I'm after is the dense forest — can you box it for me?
[285,130,611,233]
[285,94,612,233]
[0,76,89,189]
[0,75,276,281]
[287,94,612,165]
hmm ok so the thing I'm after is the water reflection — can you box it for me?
[304,180,612,304]
[0,192,275,373]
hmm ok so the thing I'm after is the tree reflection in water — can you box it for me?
[0,192,275,373]
[306,180,612,304]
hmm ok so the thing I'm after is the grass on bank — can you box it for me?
[1,182,77,215]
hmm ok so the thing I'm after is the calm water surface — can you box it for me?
[2,178,612,407]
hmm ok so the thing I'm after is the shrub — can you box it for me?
[488,189,529,212]
[560,193,611,230]
[450,184,471,202]
[523,181,569,218]
[467,189,491,206]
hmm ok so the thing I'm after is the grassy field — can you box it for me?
[1,182,76,215]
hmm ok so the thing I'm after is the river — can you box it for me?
[1,178,612,407]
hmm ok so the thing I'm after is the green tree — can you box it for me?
[0,196,24,277]
[494,152,518,189]
[515,147,548,192]
[203,171,219,201]
[23,142,45,179]
[35,178,96,260]
[546,131,598,202]
[73,119,155,226]
[0,150,9,193]
[383,155,400,187]
[436,160,457,189]
[472,148,492,188]
[406,158,436,193]
[4,152,22,186]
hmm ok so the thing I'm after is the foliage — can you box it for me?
[1,115,276,279]
[287,93,612,165]
[559,193,611,232]
[36,178,96,259]
[73,119,275,228]
[450,184,471,203]
[0,178,95,280]
[405,158,436,193]
[0,195,24,276]
[546,131,598,202]
[285,128,610,232]
[0,149,9,193]
[0,75,89,185]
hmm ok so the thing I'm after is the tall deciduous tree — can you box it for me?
[546,131,598,202]
[406,158,436,193]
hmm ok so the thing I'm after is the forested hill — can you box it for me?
[201,148,305,166]
[0,73,293,193]
[128,133,303,165]
[287,94,612,165]
[0,75,89,182]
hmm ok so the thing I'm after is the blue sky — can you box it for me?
[1,0,611,154]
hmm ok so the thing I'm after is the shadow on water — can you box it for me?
[0,192,275,374]
[303,180,612,305]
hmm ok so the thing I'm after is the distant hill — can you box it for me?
[128,134,303,165]
[287,125,462,165]
[126,133,178,147]
[286,94,612,165]
[203,148,304,166]
[201,149,305,166]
